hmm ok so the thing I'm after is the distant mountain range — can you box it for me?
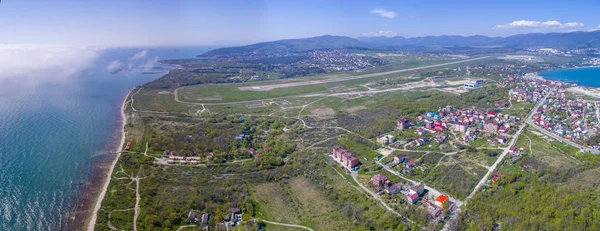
[359,31,600,49]
[201,31,600,57]
[201,35,371,57]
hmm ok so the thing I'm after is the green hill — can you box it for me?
[200,35,375,57]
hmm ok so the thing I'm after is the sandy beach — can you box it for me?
[566,86,600,98]
[85,89,132,231]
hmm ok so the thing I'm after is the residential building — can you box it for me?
[333,146,360,170]
[453,122,467,133]
[371,173,389,187]
[425,120,435,129]
[434,195,449,208]
[406,191,419,204]
[406,158,416,168]
[397,118,410,130]
[377,135,395,145]
[410,183,425,196]
[394,154,406,164]
[385,184,402,194]
[484,120,499,132]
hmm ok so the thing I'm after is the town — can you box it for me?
[99,44,600,231]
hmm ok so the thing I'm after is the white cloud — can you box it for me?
[106,60,122,72]
[495,20,584,29]
[142,56,160,69]
[129,50,147,61]
[0,44,101,87]
[370,8,397,19]
[362,30,398,37]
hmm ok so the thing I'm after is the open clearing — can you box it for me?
[240,56,490,91]
[252,177,354,230]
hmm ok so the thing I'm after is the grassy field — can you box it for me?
[252,176,382,231]
[174,58,492,104]
[131,88,190,114]
[514,128,579,170]
[500,101,534,119]
[413,154,488,200]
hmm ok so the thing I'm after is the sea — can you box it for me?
[540,67,600,87]
[0,47,213,231]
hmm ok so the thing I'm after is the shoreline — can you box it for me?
[538,65,600,77]
[85,88,132,231]
[539,66,600,89]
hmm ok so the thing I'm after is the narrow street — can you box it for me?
[467,89,551,199]
[262,220,314,231]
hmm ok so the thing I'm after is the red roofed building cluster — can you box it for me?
[332,146,360,170]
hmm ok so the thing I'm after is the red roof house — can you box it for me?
[371,173,389,186]
[434,195,449,208]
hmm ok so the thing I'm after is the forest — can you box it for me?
[458,154,600,230]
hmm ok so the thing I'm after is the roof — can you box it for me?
[407,192,418,200]
[386,184,401,191]
[230,208,241,213]
[411,183,424,192]
[372,173,388,182]
[486,120,498,125]
[435,195,449,204]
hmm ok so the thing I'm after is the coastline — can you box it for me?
[539,66,600,88]
[85,88,132,231]
[539,65,600,73]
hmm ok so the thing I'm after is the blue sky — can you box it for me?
[1,0,599,46]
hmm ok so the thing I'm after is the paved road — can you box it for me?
[376,161,463,231]
[467,90,551,199]
[239,56,491,91]
[376,162,463,205]
[526,121,600,154]
[350,172,414,223]
[262,220,314,231]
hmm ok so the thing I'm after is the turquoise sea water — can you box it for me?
[540,67,600,87]
[0,47,211,230]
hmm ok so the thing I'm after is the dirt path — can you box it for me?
[132,176,142,231]
[262,220,314,231]
[349,172,415,224]
[106,208,134,230]
[143,142,149,157]
[176,225,197,231]
[525,134,533,154]
[297,97,329,128]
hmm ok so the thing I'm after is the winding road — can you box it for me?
[350,172,415,223]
